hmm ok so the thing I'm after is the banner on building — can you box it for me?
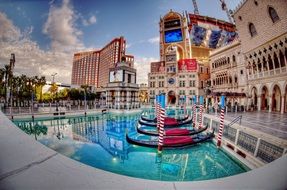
[178,59,197,71]
[190,25,207,46]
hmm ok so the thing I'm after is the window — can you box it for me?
[189,80,195,87]
[179,81,185,87]
[240,70,244,75]
[232,55,236,62]
[269,7,279,23]
[249,23,257,37]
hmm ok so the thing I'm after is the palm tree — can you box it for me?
[3,65,12,104]
[0,68,5,97]
[11,76,21,106]
[37,76,46,102]
[49,82,58,101]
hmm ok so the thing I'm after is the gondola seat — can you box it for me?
[165,128,190,136]
[164,117,178,125]
[164,136,193,145]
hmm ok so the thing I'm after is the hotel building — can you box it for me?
[209,39,248,110]
[234,0,287,113]
[148,10,236,105]
[71,37,134,88]
[209,0,287,113]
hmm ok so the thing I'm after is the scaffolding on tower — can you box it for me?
[192,0,199,15]
[219,0,234,23]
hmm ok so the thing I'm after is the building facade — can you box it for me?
[71,51,100,87]
[106,61,139,110]
[233,0,287,113]
[209,39,248,110]
[148,10,235,106]
[71,37,133,88]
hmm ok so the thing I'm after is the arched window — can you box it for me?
[279,50,285,67]
[268,7,279,23]
[249,23,257,37]
[232,55,236,62]
[274,53,280,69]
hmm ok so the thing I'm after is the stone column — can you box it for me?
[127,91,131,109]
[281,94,285,114]
[269,96,272,112]
[257,95,261,111]
[116,91,120,109]
[106,91,109,108]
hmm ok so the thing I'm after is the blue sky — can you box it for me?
[0,0,241,84]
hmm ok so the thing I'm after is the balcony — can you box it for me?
[107,82,139,88]
[248,66,286,81]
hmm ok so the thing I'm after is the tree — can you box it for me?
[0,68,5,97]
[3,64,11,103]
[35,76,46,102]
[49,82,58,101]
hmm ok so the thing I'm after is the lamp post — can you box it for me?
[51,73,57,83]
[51,73,58,112]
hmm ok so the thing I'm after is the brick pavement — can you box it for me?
[208,111,287,140]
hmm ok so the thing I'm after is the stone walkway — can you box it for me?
[208,111,287,140]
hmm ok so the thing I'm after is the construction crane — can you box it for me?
[192,0,199,15]
[219,0,234,23]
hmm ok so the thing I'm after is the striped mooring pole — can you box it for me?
[156,95,160,131]
[217,95,226,147]
[198,96,204,129]
[192,95,197,127]
[158,94,166,152]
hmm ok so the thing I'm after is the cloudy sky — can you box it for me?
[0,0,241,84]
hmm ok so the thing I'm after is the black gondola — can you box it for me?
[138,116,192,128]
[126,129,214,148]
[137,124,208,136]
[140,115,189,123]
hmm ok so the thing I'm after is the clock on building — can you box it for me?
[168,78,175,85]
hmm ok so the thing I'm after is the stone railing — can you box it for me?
[200,114,287,167]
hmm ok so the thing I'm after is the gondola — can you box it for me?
[140,115,189,123]
[138,116,192,128]
[137,124,208,136]
[126,129,214,148]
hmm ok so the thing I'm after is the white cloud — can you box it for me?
[0,0,87,84]
[43,0,84,52]
[148,36,159,44]
[0,12,21,42]
[126,43,131,49]
[82,15,97,26]
[134,57,158,84]
[89,15,97,24]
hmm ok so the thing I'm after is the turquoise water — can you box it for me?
[13,113,249,181]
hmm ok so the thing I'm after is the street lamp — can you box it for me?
[51,73,58,112]
[51,73,57,83]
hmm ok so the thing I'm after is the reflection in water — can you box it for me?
[13,113,248,181]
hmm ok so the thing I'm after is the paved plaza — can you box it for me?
[209,111,287,140]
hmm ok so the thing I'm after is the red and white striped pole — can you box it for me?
[217,95,226,147]
[156,95,160,130]
[192,96,197,128]
[198,96,204,129]
[158,94,165,152]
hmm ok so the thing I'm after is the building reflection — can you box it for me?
[66,114,138,161]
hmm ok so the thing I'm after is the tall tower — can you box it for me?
[148,10,196,105]
[159,10,192,74]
